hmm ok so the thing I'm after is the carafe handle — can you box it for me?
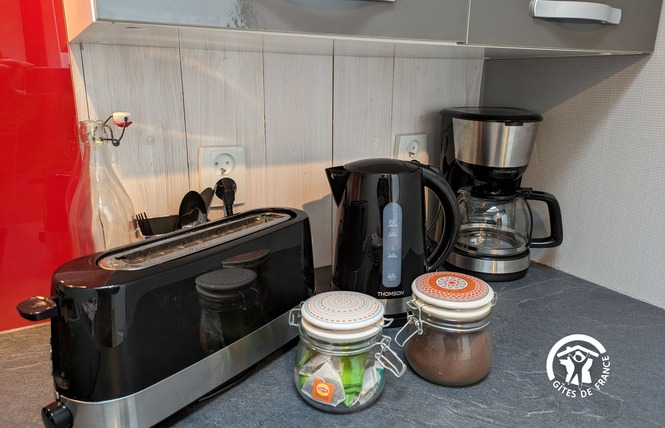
[523,189,564,248]
[417,162,461,271]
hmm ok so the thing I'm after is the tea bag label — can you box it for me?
[312,379,335,404]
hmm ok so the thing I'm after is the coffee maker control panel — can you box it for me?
[382,202,402,288]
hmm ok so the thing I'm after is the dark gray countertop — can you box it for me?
[3,263,664,427]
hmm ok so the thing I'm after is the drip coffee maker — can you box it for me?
[440,107,563,281]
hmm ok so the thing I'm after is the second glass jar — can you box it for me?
[396,271,496,386]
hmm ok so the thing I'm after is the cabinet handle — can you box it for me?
[530,0,621,25]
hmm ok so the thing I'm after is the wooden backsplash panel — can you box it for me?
[179,48,267,210]
[263,52,333,266]
[392,58,484,167]
[69,46,89,121]
[71,42,483,267]
[78,43,190,216]
[333,55,394,163]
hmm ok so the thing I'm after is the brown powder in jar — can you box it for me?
[404,323,492,386]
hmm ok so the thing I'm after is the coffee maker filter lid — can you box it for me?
[411,272,495,312]
[300,291,385,341]
[441,107,542,123]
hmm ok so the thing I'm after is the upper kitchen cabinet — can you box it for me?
[468,0,662,54]
[63,0,469,46]
[63,0,663,56]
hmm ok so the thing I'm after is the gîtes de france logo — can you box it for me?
[546,334,611,398]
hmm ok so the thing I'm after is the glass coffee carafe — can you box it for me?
[457,188,531,258]
[452,186,563,280]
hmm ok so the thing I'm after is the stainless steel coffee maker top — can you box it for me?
[452,119,539,169]
[446,107,543,169]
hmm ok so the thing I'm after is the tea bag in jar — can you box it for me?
[300,362,346,407]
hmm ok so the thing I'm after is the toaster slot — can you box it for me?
[97,211,291,270]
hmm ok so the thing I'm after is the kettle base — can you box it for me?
[445,250,530,282]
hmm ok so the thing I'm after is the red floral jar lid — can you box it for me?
[411,272,494,311]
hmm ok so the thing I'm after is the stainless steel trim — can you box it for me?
[456,225,528,256]
[447,250,531,275]
[380,295,409,315]
[452,118,539,169]
[60,311,297,428]
[98,212,290,270]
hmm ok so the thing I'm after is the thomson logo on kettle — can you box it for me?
[377,290,405,297]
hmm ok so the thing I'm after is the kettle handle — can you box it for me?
[417,162,461,271]
[522,189,564,248]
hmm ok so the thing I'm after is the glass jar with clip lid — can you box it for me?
[289,291,406,413]
[395,272,496,386]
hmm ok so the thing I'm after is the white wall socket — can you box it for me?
[394,134,428,163]
[199,146,246,207]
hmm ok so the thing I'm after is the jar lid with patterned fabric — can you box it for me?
[300,291,385,342]
[411,272,495,321]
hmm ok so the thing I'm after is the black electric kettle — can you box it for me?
[326,158,460,318]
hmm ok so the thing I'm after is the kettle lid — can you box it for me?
[344,158,419,174]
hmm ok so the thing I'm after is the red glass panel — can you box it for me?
[0,0,79,330]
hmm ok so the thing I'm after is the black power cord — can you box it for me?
[215,178,237,216]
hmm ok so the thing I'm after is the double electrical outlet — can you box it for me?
[199,146,246,208]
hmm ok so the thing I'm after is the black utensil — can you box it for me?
[136,212,154,236]
[200,187,214,214]
[176,191,207,229]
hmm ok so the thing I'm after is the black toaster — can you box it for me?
[18,208,314,428]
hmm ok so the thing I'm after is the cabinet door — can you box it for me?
[94,0,469,43]
[468,0,662,53]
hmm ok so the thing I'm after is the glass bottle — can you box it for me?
[69,120,139,257]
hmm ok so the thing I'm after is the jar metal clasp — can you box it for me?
[394,299,425,347]
[288,306,301,327]
[375,335,406,378]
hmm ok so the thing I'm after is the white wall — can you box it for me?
[481,10,665,308]
[69,40,483,268]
